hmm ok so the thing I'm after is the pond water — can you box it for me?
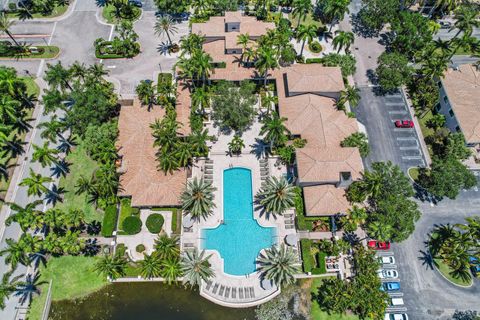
[49,282,255,320]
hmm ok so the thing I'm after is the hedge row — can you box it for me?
[122,216,142,235]
[305,58,322,64]
[101,205,118,237]
[300,239,314,273]
[312,252,327,275]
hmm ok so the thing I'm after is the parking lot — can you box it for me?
[355,87,426,172]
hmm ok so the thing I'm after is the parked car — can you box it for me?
[384,313,409,320]
[368,240,391,250]
[378,269,399,279]
[378,256,396,265]
[128,0,142,7]
[469,256,479,276]
[439,20,452,29]
[380,282,400,291]
[395,120,414,128]
[389,298,404,306]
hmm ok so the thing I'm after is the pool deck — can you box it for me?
[181,113,301,307]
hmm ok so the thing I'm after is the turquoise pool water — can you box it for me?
[201,167,276,276]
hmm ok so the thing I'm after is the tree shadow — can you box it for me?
[413,183,442,204]
[343,232,360,246]
[156,42,171,56]
[250,138,271,160]
[418,249,438,270]
[350,13,379,38]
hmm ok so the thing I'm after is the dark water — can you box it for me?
[49,283,255,320]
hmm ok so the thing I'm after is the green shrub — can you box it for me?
[136,244,146,253]
[308,41,322,53]
[300,239,314,273]
[305,58,322,64]
[146,213,164,234]
[312,252,327,274]
[101,205,118,237]
[122,216,142,235]
[116,243,126,257]
[157,73,173,89]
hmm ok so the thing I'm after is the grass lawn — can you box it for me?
[434,258,473,287]
[417,109,435,157]
[408,167,420,181]
[28,256,108,320]
[310,278,359,320]
[152,207,179,233]
[6,4,68,19]
[118,198,140,229]
[56,143,103,223]
[0,46,60,59]
[289,12,323,28]
[102,5,141,24]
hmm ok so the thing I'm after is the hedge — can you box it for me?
[122,216,142,235]
[158,73,173,91]
[146,213,164,234]
[308,41,322,53]
[306,58,322,64]
[136,244,146,253]
[101,205,118,237]
[312,252,327,274]
[300,239,314,273]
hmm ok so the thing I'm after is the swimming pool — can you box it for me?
[201,167,276,276]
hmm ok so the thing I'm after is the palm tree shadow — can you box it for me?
[157,42,171,56]
[418,249,438,270]
[250,138,271,160]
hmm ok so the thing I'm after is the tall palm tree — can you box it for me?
[256,176,295,216]
[31,142,59,168]
[179,33,205,57]
[19,169,52,197]
[255,46,278,86]
[175,142,193,167]
[192,50,213,84]
[0,238,29,270]
[451,5,480,39]
[457,216,480,240]
[160,257,182,285]
[243,47,257,67]
[332,30,354,53]
[157,149,179,174]
[323,0,350,32]
[154,234,180,260]
[434,0,462,15]
[0,95,19,124]
[75,175,93,195]
[135,80,156,108]
[14,273,45,305]
[181,178,216,221]
[228,135,245,155]
[292,0,313,28]
[38,117,65,143]
[88,63,109,79]
[189,129,210,157]
[260,112,290,150]
[237,33,250,52]
[94,254,128,280]
[44,62,72,92]
[181,249,214,288]
[296,24,317,57]
[358,170,383,199]
[139,253,163,279]
[191,85,211,114]
[0,273,21,310]
[0,12,20,47]
[449,34,478,60]
[5,200,43,232]
[154,15,178,47]
[261,94,278,115]
[69,61,87,80]
[257,244,299,287]
[338,84,361,109]
[367,221,393,242]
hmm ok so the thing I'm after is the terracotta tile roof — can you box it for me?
[283,64,344,95]
[303,185,350,216]
[117,99,187,207]
[442,64,480,144]
[296,147,363,184]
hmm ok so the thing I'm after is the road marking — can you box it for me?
[400,146,420,150]
[47,22,57,45]
[107,65,116,69]
[389,111,408,115]
[394,128,413,132]
[387,307,408,312]
[402,156,423,160]
[385,102,405,106]
[388,292,404,297]
[396,137,417,141]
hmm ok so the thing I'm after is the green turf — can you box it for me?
[6,4,68,19]
[434,258,473,287]
[56,143,103,223]
[408,167,420,181]
[310,278,359,320]
[289,12,323,28]
[28,256,108,320]
[0,46,60,59]
[102,5,141,24]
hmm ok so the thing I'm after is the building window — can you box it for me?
[443,96,449,104]
[455,126,461,132]
[435,103,441,112]
[449,109,454,117]
[437,81,442,88]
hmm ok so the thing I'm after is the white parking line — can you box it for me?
[389,111,408,114]
[385,102,405,106]
[394,128,414,132]
[400,146,420,150]
[402,156,423,160]
[396,137,417,141]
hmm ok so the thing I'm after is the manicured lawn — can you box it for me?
[19,76,40,96]
[434,258,473,287]
[152,207,179,233]
[6,4,68,19]
[408,167,420,181]
[102,5,141,24]
[0,46,60,59]
[56,143,103,223]
[119,198,140,228]
[289,12,323,28]
[28,256,108,320]
[310,278,359,320]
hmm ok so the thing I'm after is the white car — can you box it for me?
[389,298,404,306]
[378,256,396,265]
[384,313,409,320]
[377,269,399,279]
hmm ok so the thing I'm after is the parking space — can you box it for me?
[355,87,427,173]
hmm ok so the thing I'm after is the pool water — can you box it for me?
[202,168,276,276]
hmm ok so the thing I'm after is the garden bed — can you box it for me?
[151,207,180,234]
[117,198,141,235]
[300,239,327,274]
[102,5,142,24]
[95,41,140,59]
[6,4,68,19]
[434,258,473,287]
[0,45,60,59]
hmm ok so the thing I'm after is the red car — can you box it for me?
[368,240,391,250]
[395,120,414,128]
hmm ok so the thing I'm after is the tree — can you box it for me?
[426,114,446,130]
[5,200,43,232]
[181,249,214,288]
[32,142,59,168]
[257,244,299,287]
[0,238,29,270]
[154,0,190,15]
[0,273,21,310]
[296,24,317,57]
[390,11,433,59]
[451,4,480,39]
[376,52,413,91]
[181,178,216,221]
[44,61,72,92]
[160,257,182,284]
[228,135,245,155]
[341,132,370,157]
[154,234,180,260]
[20,169,52,197]
[135,80,156,108]
[292,0,313,27]
[237,33,250,51]
[255,46,278,86]
[260,112,290,150]
[0,12,20,47]
[358,0,400,32]
[338,84,360,109]
[321,53,356,78]
[139,253,163,279]
[191,85,211,114]
[332,30,354,53]
[94,254,128,280]
[256,176,295,216]
[154,14,178,46]
[321,0,350,31]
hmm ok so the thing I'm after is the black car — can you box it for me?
[128,0,142,7]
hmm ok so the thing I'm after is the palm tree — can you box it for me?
[5,200,43,232]
[292,0,313,28]
[154,234,180,260]
[139,253,163,279]
[237,33,250,52]
[0,238,29,270]
[88,63,109,79]
[75,175,93,195]
[0,12,20,47]
[323,0,350,32]
[44,62,72,92]
[135,80,156,108]
[261,94,278,115]
[338,84,361,109]
[243,47,257,67]
[457,216,480,240]
[332,30,354,53]
[260,112,290,150]
[451,5,480,39]
[0,95,19,124]
[192,50,213,84]
[19,169,52,197]
[94,254,128,280]
[154,15,178,47]
[181,249,214,288]
[38,117,65,143]
[367,221,393,242]
[179,33,205,57]
[32,142,59,168]
[191,85,211,114]
[69,61,87,80]
[189,129,210,157]
[175,142,193,167]
[157,149,180,174]
[296,24,317,57]
[228,135,245,155]
[255,46,278,86]
[434,0,462,15]
[449,34,478,60]
[0,273,21,310]
[358,170,383,199]
[14,273,45,305]
[256,176,295,216]
[160,257,182,284]
[257,244,299,287]
[181,178,216,221]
